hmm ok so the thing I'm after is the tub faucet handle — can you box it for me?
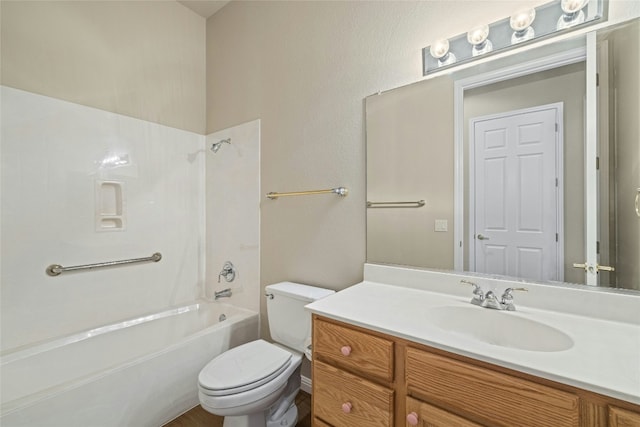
[218,261,236,283]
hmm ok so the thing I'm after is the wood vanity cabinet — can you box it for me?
[311,315,640,427]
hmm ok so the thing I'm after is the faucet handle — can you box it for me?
[218,261,236,283]
[500,287,528,310]
[501,287,528,298]
[460,280,484,304]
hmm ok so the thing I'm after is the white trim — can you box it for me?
[585,32,599,286]
[300,374,312,394]
[453,46,587,271]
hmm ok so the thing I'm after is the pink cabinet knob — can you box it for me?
[340,345,352,356]
[341,402,353,414]
[407,412,419,425]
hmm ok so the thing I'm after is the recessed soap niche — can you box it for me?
[95,180,125,231]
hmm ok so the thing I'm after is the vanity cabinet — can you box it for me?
[311,315,640,427]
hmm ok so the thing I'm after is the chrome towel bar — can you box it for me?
[367,200,425,208]
[46,252,162,276]
[266,187,348,199]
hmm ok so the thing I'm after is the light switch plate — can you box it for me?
[435,219,448,232]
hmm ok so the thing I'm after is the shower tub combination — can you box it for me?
[0,301,258,426]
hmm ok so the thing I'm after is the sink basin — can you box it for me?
[424,306,574,352]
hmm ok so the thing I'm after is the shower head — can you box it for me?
[210,138,231,153]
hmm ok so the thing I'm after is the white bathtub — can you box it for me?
[0,301,259,427]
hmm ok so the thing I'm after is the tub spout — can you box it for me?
[214,288,232,300]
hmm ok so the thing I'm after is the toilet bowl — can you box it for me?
[198,282,334,427]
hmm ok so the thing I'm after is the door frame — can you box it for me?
[452,46,587,272]
[468,103,564,281]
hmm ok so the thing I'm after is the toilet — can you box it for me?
[198,282,334,427]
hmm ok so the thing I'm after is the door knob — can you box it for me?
[477,234,490,240]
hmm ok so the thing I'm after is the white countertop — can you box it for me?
[306,278,640,405]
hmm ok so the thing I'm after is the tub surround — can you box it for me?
[306,263,640,405]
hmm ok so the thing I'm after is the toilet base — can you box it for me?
[267,403,297,427]
[222,412,266,427]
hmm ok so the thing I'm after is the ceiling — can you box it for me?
[178,1,230,18]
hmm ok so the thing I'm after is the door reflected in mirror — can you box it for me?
[365,18,639,291]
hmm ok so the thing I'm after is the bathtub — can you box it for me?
[0,301,259,427]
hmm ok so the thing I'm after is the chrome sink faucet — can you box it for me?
[461,280,527,311]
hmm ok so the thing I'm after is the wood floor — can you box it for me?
[163,391,311,427]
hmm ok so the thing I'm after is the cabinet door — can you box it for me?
[609,406,640,427]
[405,397,482,427]
[313,360,393,427]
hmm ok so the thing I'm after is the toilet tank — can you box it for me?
[266,282,334,353]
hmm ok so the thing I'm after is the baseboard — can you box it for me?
[301,374,312,394]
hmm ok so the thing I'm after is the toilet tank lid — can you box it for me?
[266,282,335,302]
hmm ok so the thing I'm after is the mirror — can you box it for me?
[366,18,639,291]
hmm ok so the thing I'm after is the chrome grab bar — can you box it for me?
[367,200,425,208]
[46,252,162,276]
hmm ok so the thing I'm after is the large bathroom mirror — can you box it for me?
[366,18,639,291]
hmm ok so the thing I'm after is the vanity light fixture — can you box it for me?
[557,0,589,29]
[467,25,493,56]
[422,0,605,76]
[510,8,536,44]
[429,39,457,67]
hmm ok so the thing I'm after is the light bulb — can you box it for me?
[429,39,450,59]
[510,9,536,32]
[510,8,536,44]
[561,0,588,14]
[429,39,456,67]
[467,25,489,45]
[557,0,588,29]
[467,24,492,56]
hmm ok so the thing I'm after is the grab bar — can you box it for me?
[367,200,425,208]
[46,252,162,277]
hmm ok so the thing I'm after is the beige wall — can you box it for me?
[611,20,640,289]
[366,76,455,269]
[464,63,586,284]
[0,1,206,133]
[205,1,640,339]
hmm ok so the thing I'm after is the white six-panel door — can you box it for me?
[470,104,563,281]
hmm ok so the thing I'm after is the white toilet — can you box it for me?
[198,282,334,427]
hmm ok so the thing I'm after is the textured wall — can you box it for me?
[205,1,640,339]
[0,1,206,133]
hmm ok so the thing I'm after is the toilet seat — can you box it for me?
[198,342,303,415]
[198,339,293,397]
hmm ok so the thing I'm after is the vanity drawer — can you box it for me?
[313,317,394,383]
[313,360,394,427]
[405,396,481,427]
[405,347,579,427]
